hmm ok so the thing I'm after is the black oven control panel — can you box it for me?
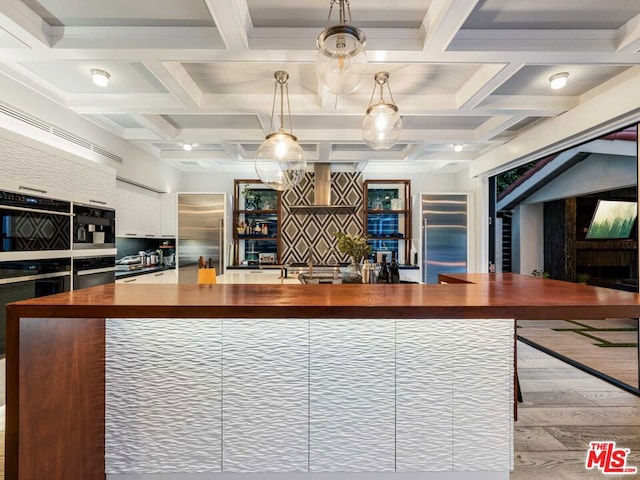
[0,190,70,213]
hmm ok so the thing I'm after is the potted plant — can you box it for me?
[577,273,590,285]
[531,269,550,278]
[334,231,371,282]
[242,184,262,210]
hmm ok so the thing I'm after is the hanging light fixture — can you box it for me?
[316,0,367,96]
[362,72,402,150]
[255,71,306,191]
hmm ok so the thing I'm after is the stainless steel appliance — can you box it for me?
[1,190,72,252]
[73,256,116,289]
[421,193,469,284]
[73,203,116,249]
[177,194,225,284]
[0,257,71,353]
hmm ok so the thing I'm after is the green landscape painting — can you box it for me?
[586,200,637,239]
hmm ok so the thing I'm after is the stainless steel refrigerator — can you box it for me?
[177,193,225,284]
[422,193,469,284]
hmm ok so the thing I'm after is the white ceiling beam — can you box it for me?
[0,0,51,49]
[219,141,243,161]
[422,0,480,53]
[66,94,184,113]
[130,114,180,141]
[478,95,578,113]
[450,29,617,53]
[248,27,424,52]
[160,150,230,161]
[146,61,203,109]
[318,142,331,162]
[616,11,640,52]
[456,63,522,110]
[203,0,250,50]
[474,115,522,141]
[49,26,224,50]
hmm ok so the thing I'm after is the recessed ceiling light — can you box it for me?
[453,144,463,152]
[90,69,110,87]
[549,72,569,90]
[182,143,193,151]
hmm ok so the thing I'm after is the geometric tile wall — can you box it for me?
[281,171,364,265]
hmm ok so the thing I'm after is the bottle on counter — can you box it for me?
[389,254,400,284]
[361,259,372,284]
[379,254,389,283]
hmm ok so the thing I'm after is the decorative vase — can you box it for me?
[343,256,362,283]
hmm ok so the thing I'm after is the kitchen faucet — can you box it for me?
[307,246,314,278]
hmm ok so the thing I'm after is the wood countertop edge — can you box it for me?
[7,274,640,320]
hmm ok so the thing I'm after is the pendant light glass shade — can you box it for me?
[362,72,402,150]
[255,71,306,191]
[255,132,305,191]
[316,0,367,95]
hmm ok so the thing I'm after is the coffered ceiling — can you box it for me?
[0,0,640,174]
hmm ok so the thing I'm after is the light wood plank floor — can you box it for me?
[0,345,639,480]
[518,318,639,388]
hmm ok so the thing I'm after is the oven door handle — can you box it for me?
[75,267,116,276]
[0,271,71,285]
[1,205,73,217]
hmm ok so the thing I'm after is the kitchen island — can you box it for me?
[7,274,640,480]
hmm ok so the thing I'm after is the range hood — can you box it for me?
[289,163,358,214]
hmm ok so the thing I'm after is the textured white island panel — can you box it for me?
[222,319,309,472]
[105,317,513,480]
[106,318,222,474]
[396,319,454,471]
[452,319,514,471]
[309,319,395,473]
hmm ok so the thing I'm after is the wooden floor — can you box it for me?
[0,345,639,480]
[518,318,639,388]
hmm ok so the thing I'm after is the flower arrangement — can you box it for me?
[333,231,371,262]
[242,184,262,210]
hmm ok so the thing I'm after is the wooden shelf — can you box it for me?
[236,235,279,240]
[235,209,279,214]
[367,209,409,214]
[367,236,406,240]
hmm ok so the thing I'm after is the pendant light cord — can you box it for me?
[325,0,352,27]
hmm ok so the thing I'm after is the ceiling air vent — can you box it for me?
[0,102,123,164]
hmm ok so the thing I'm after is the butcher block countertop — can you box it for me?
[8,273,640,319]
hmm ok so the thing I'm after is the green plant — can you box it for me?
[333,231,371,261]
[576,273,590,284]
[531,269,550,278]
[242,184,261,209]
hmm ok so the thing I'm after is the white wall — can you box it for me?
[512,203,544,275]
[0,72,181,193]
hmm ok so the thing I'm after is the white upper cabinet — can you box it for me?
[116,180,160,238]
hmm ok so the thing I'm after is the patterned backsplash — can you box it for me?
[281,171,364,265]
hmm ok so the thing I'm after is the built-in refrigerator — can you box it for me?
[421,193,469,284]
[177,193,225,284]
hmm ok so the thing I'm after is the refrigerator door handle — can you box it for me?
[218,217,224,273]
[422,217,428,284]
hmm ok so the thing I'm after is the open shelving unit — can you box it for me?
[363,180,412,265]
[232,180,282,265]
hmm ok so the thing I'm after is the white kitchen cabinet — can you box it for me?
[116,180,160,238]
[309,319,395,473]
[115,269,177,284]
[222,319,308,472]
[399,268,420,283]
[72,162,117,208]
[159,192,177,237]
[0,136,116,206]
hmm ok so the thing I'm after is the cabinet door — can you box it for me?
[72,162,117,208]
[396,319,453,471]
[223,319,308,472]
[452,319,513,471]
[309,319,395,473]
[116,181,160,237]
[106,318,222,474]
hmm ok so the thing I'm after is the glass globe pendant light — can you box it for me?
[316,0,367,96]
[255,71,306,191]
[362,72,402,150]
